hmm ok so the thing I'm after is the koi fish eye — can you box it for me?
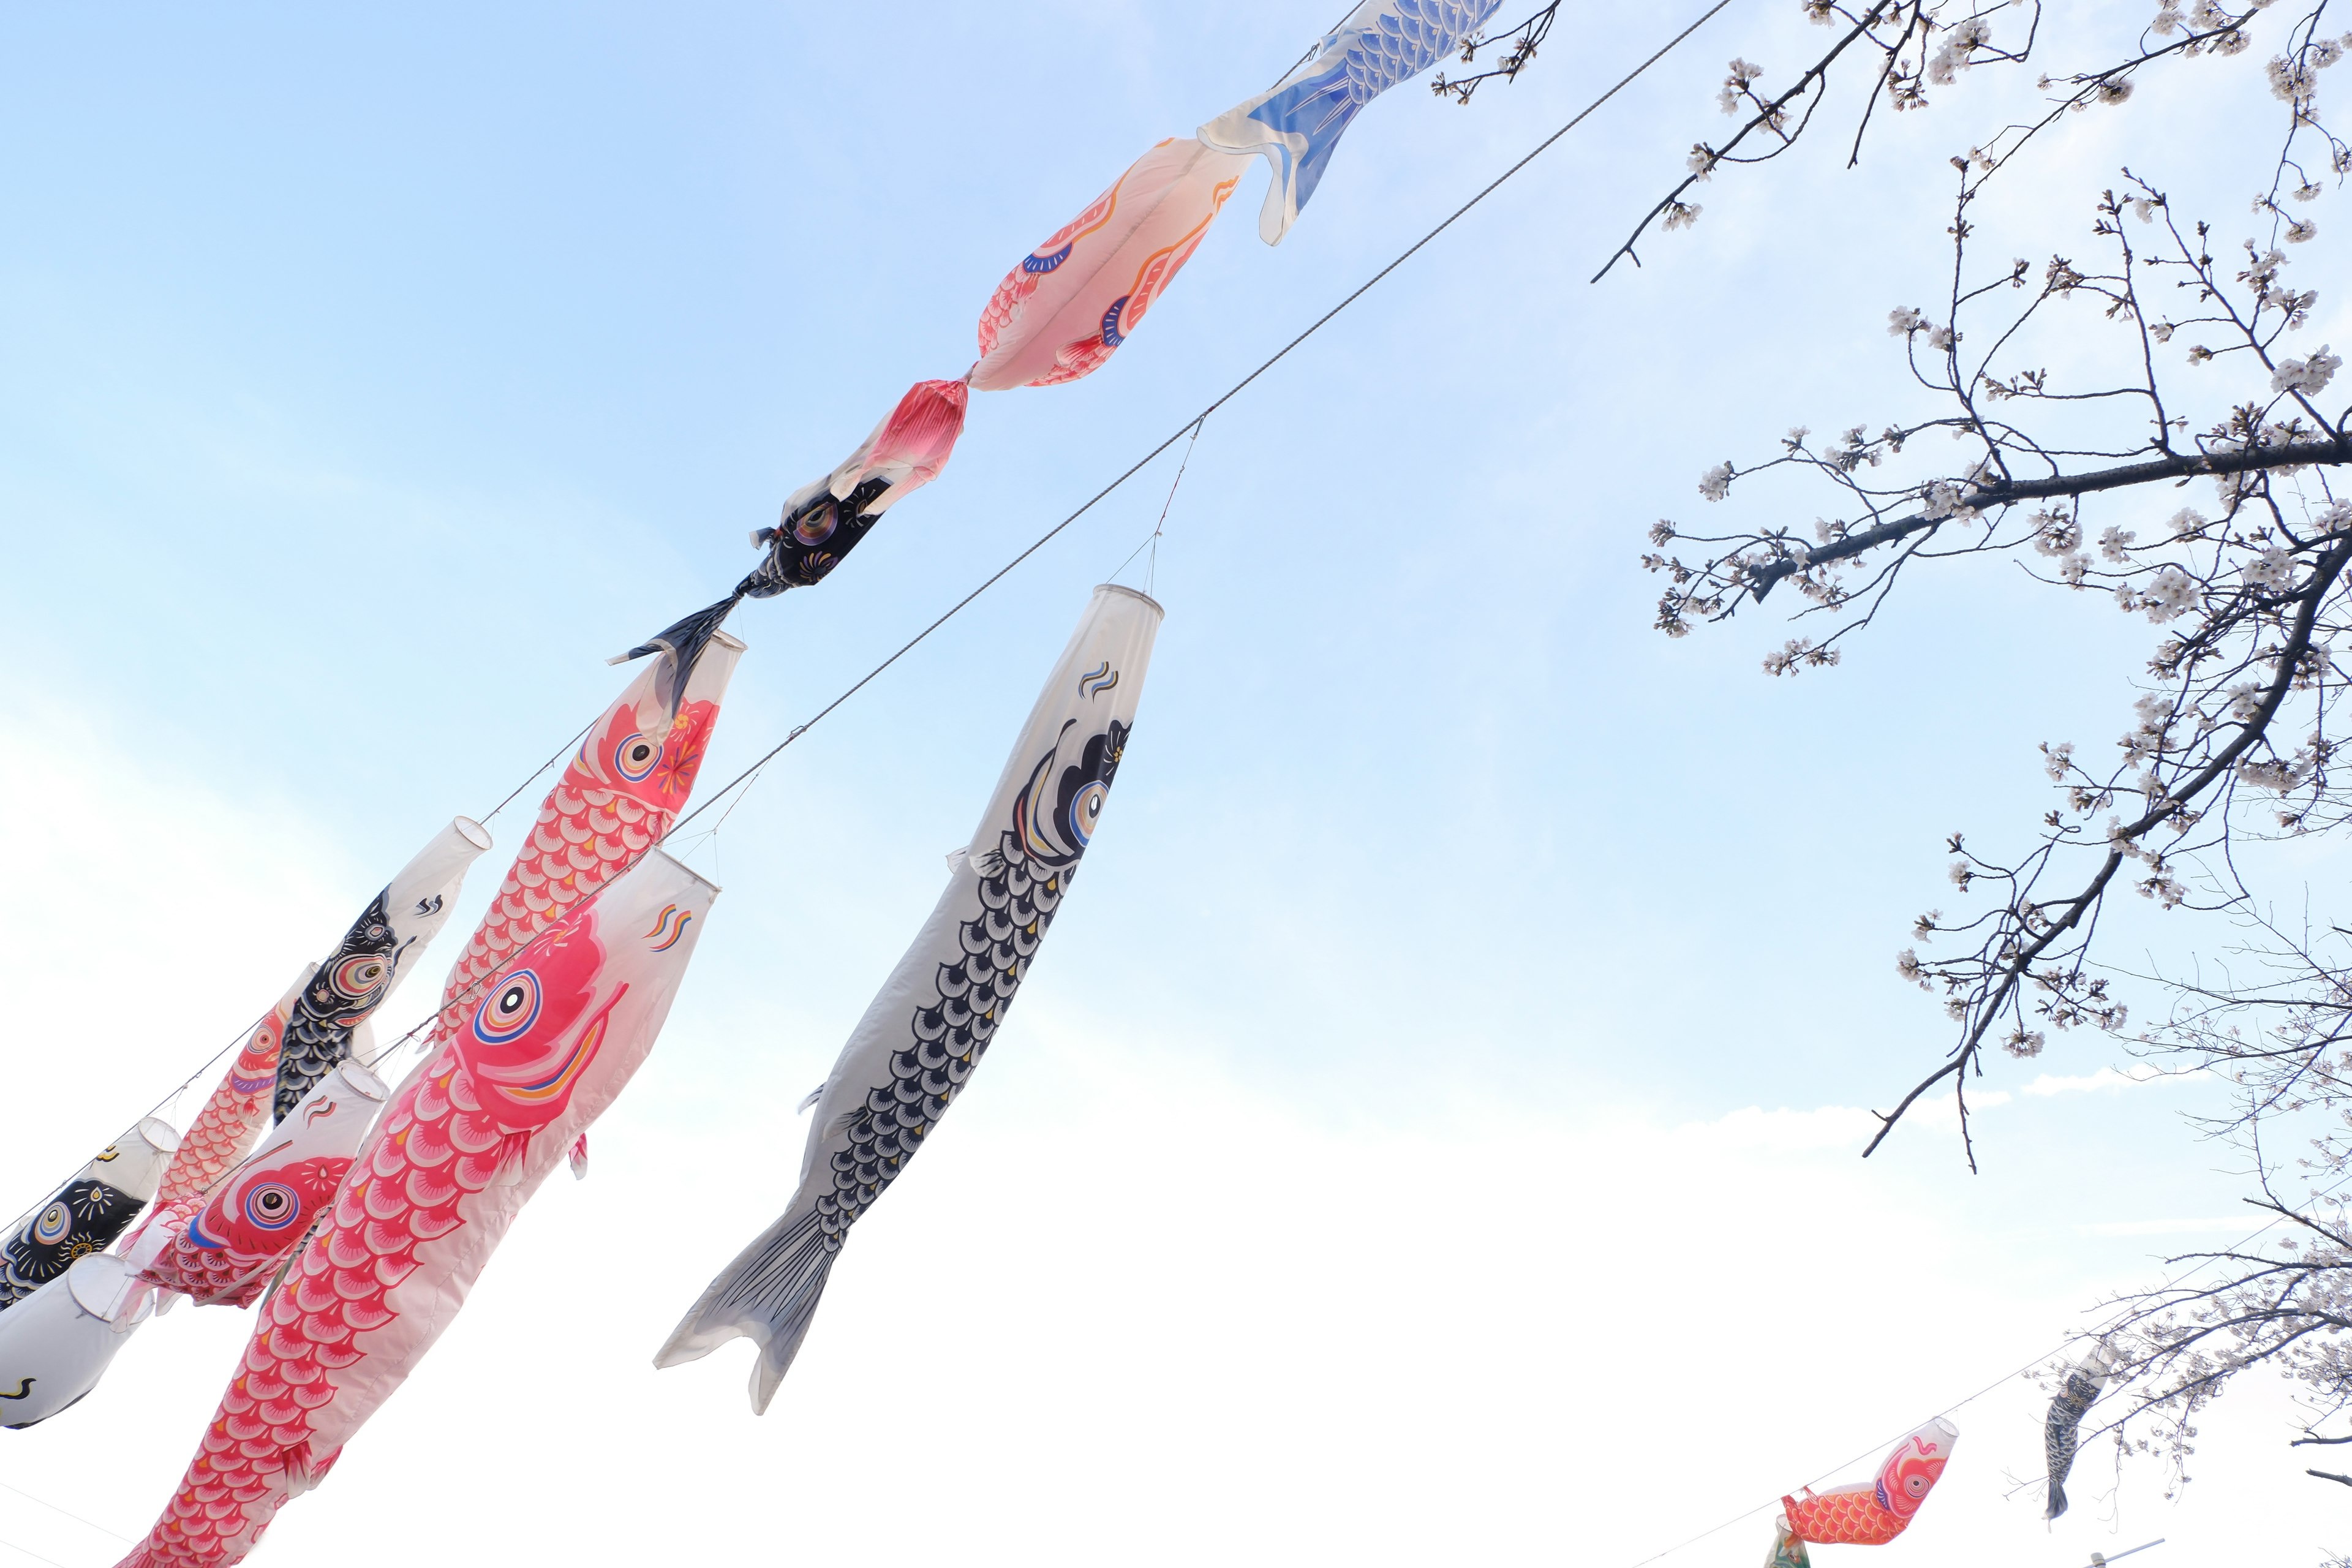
[1904,1475,1930,1498]
[1065,780,1108,846]
[242,1183,301,1232]
[32,1204,69,1245]
[330,954,390,998]
[614,734,660,782]
[473,971,543,1044]
[791,500,839,548]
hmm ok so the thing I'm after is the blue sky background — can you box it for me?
[3,2,2348,1564]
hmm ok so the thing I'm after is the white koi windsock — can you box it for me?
[658,582,1162,1411]
[1,1119,179,1311]
[0,1254,154,1428]
[118,847,721,1568]
[271,816,496,1120]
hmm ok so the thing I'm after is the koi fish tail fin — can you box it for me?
[2044,1476,2068,1521]
[655,1207,836,1415]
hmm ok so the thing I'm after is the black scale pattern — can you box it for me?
[816,832,1065,1252]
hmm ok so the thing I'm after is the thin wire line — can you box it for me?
[672,0,1737,839]
[481,720,595,825]
[1147,417,1206,596]
[1106,417,1207,586]
[0,1482,134,1545]
[0,1534,72,1568]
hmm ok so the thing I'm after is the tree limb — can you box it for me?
[1752,436,2352,601]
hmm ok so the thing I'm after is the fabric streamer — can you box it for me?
[124,1063,391,1310]
[429,631,743,1048]
[1761,1523,1811,1568]
[115,851,720,1568]
[1199,0,1506,244]
[0,1254,154,1429]
[1778,1418,1960,1548]
[657,582,1162,1411]
[2044,1346,2113,1520]
[970,139,1249,392]
[130,973,312,1235]
[271,816,494,1120]
[0,1120,179,1311]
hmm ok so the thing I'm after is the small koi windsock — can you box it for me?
[0,1254,154,1428]
[1760,1521,1811,1567]
[271,815,494,1120]
[1781,1417,1960,1547]
[0,1119,179,1311]
[124,1062,392,1308]
[2045,1346,2113,1520]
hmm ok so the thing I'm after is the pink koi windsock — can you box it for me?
[115,849,720,1568]
[126,972,312,1248]
[970,137,1248,391]
[123,1062,391,1309]
[1779,1417,1959,1547]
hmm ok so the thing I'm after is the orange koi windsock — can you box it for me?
[1780,1417,1959,1547]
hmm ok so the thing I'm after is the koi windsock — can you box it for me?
[0,1120,179,1311]
[1777,1418,1960,1548]
[133,971,314,1237]
[116,639,743,1567]
[0,1254,154,1428]
[657,582,1161,1412]
[1199,0,1505,245]
[115,850,720,1568]
[271,816,494,1120]
[123,1063,391,1309]
[2045,1346,2113,1520]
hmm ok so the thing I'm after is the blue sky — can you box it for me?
[3,2,2348,1564]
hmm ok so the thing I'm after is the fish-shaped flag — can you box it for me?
[1,1120,179,1311]
[741,379,971,601]
[115,850,720,1568]
[1781,1418,1960,1547]
[428,629,742,1050]
[0,1254,154,1429]
[271,816,494,1120]
[130,973,311,1236]
[1761,1522,1811,1567]
[657,582,1162,1411]
[1199,0,1506,244]
[969,139,1249,391]
[123,1063,390,1309]
[2045,1346,2113,1520]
